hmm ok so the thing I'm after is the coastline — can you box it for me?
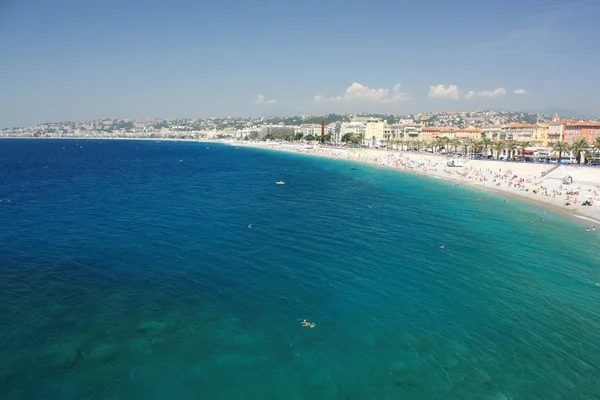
[223,140,600,225]
[6,137,600,224]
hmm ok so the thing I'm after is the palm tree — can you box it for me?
[570,138,588,164]
[450,139,460,154]
[594,137,600,157]
[481,138,492,158]
[492,141,505,160]
[505,142,517,160]
[440,137,451,153]
[553,141,569,162]
[433,138,443,153]
[427,141,435,153]
[518,141,531,160]
[472,140,482,157]
[461,140,470,157]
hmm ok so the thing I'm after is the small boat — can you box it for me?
[275,181,285,185]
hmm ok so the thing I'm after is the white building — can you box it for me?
[402,124,421,142]
[340,121,366,143]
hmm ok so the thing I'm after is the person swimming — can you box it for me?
[302,319,315,328]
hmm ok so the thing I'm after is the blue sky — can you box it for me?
[1,0,599,127]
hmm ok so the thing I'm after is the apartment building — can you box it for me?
[532,122,549,146]
[501,123,534,142]
[339,121,366,141]
[421,127,455,141]
[564,121,600,145]
[548,113,575,145]
[365,119,390,146]
[455,126,481,140]
[481,126,503,140]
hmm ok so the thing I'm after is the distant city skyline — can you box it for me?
[1,0,599,127]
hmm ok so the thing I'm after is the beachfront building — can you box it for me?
[235,127,260,139]
[532,122,549,146]
[328,122,342,144]
[436,127,456,140]
[299,124,323,138]
[421,126,440,142]
[364,119,390,147]
[402,124,422,142]
[564,121,600,145]
[454,126,481,140]
[390,124,404,142]
[259,125,296,139]
[340,121,366,143]
[421,126,456,141]
[480,126,503,140]
[501,123,534,142]
[548,113,571,145]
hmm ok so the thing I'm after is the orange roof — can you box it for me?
[566,121,600,127]
[504,123,534,128]
[422,127,455,132]
[456,126,481,132]
[550,119,576,124]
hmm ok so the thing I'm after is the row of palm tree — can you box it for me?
[381,136,600,164]
[253,131,600,164]
[381,137,532,159]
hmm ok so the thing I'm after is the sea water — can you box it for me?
[1,139,599,399]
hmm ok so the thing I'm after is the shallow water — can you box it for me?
[1,139,599,399]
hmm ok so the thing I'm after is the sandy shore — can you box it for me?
[224,140,600,225]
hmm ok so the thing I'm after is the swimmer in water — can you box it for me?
[476,213,480,217]
[440,245,445,249]
[302,319,315,328]
[248,223,252,228]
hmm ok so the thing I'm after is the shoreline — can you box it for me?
[6,137,600,225]
[224,140,600,225]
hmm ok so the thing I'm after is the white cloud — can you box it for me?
[254,94,276,105]
[514,88,529,95]
[428,84,460,99]
[313,82,411,104]
[479,88,506,97]
[464,88,506,99]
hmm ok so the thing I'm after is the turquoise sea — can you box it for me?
[1,139,600,399]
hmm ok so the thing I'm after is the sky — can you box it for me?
[1,0,599,127]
